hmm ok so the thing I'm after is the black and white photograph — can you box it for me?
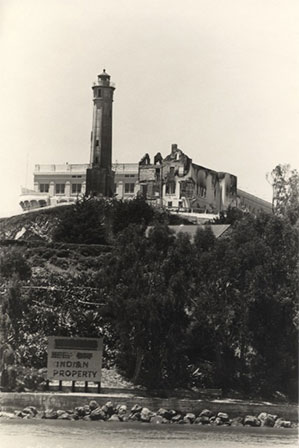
[0,1,298,446]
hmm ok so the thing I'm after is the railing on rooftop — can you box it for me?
[34,164,91,173]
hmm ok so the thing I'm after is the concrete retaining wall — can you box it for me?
[0,392,298,421]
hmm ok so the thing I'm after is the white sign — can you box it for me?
[47,336,103,382]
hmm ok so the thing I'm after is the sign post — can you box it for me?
[47,336,103,392]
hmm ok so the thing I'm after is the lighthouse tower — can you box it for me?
[86,69,115,197]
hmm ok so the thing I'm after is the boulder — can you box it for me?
[42,409,58,419]
[184,413,196,424]
[162,417,172,424]
[231,417,244,427]
[274,418,292,428]
[131,404,142,414]
[217,412,229,422]
[150,415,164,424]
[89,400,99,411]
[83,405,91,415]
[195,415,210,425]
[75,407,86,417]
[83,415,91,421]
[102,401,114,416]
[171,414,183,423]
[108,414,120,422]
[58,413,73,420]
[90,407,107,421]
[199,409,214,418]
[157,408,173,420]
[0,412,18,419]
[119,415,129,422]
[129,412,141,421]
[140,407,154,422]
[243,415,261,427]
[258,412,277,427]
[117,405,127,416]
[214,417,223,426]
[22,406,38,417]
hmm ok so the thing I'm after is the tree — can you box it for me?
[53,197,108,244]
[188,213,298,397]
[268,164,299,224]
[110,197,155,235]
[95,224,194,388]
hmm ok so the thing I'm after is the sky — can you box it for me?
[0,0,298,217]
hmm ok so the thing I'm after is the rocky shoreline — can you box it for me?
[0,400,295,429]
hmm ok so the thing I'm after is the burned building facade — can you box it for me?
[138,144,237,213]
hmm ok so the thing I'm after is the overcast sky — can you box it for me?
[0,0,298,217]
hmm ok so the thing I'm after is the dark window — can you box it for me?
[125,183,135,193]
[39,183,49,193]
[168,201,172,207]
[166,181,176,194]
[96,140,99,147]
[72,183,82,194]
[55,184,65,194]
[98,89,102,98]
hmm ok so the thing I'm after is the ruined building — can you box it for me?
[138,144,237,213]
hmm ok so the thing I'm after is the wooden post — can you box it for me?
[46,379,50,391]
[71,381,75,392]
[59,380,62,391]
[85,381,88,393]
[97,382,101,394]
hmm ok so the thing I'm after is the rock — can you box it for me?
[199,409,214,418]
[140,407,154,423]
[231,417,244,427]
[58,413,73,420]
[258,412,277,427]
[83,415,91,421]
[117,405,127,416]
[184,413,196,424]
[178,419,187,424]
[172,414,183,423]
[162,417,171,424]
[214,417,223,426]
[42,409,58,419]
[14,411,25,418]
[195,415,210,425]
[102,401,114,416]
[217,412,229,422]
[157,408,173,420]
[108,414,120,422]
[244,415,261,427]
[129,412,141,421]
[75,406,86,417]
[131,404,142,414]
[83,405,91,415]
[119,415,129,422]
[90,407,107,421]
[150,415,164,424]
[0,412,18,419]
[274,418,292,428]
[89,400,99,411]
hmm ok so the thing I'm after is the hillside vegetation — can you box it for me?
[0,193,298,400]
